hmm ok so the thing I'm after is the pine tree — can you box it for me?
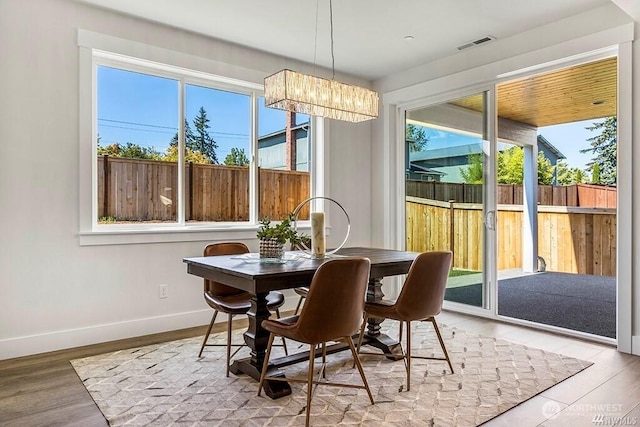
[223,147,249,166]
[169,108,219,164]
[406,123,429,152]
[192,107,219,164]
[580,117,616,185]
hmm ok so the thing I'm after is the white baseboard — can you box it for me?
[1,290,304,361]
[632,335,640,356]
[0,309,212,361]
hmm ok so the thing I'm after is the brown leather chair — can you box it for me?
[293,286,309,315]
[258,258,374,427]
[199,242,287,377]
[357,251,454,392]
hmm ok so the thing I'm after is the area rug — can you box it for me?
[71,322,592,426]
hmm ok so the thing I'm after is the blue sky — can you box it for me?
[97,66,306,162]
[98,65,603,170]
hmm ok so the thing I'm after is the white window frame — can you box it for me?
[78,30,323,246]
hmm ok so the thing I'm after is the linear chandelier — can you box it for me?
[264,1,379,123]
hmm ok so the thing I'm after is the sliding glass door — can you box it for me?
[405,90,496,311]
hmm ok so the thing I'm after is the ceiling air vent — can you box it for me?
[457,35,496,51]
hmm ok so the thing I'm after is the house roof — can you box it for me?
[537,135,566,159]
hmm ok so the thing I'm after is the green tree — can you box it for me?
[461,147,555,185]
[406,123,429,152]
[591,162,601,184]
[170,119,195,148]
[97,142,162,160]
[556,160,586,185]
[537,151,555,185]
[497,146,524,184]
[460,153,484,184]
[223,147,249,166]
[163,145,210,164]
[581,116,616,185]
[170,107,219,164]
[192,107,219,164]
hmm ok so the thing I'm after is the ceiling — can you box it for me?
[78,0,619,127]
[77,0,611,81]
[452,57,618,127]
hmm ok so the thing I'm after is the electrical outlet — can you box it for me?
[159,284,168,299]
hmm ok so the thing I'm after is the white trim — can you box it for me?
[77,29,325,246]
[0,309,213,360]
[617,41,633,354]
[383,24,633,350]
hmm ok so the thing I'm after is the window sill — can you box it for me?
[78,224,313,246]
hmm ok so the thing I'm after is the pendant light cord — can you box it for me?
[329,0,335,80]
[313,0,319,75]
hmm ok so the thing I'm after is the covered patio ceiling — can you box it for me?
[452,56,617,128]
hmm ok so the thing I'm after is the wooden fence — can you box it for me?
[406,180,617,208]
[406,196,616,276]
[98,156,310,221]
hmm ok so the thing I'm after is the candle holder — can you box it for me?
[292,196,351,259]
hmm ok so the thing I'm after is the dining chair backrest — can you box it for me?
[295,257,371,344]
[394,251,453,321]
[203,242,250,297]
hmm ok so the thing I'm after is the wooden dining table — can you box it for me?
[183,246,418,399]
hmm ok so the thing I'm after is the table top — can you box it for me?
[184,246,419,294]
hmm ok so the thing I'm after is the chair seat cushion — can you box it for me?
[364,299,401,320]
[205,290,285,314]
[262,315,300,340]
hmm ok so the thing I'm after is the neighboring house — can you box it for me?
[407,134,565,184]
[537,135,566,185]
[258,121,310,171]
[408,143,482,183]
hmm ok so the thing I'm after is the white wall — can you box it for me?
[0,0,372,359]
[371,3,638,353]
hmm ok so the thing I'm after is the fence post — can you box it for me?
[449,200,456,258]
[103,155,109,218]
[188,161,193,221]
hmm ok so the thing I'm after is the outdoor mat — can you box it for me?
[444,272,616,338]
[71,321,592,426]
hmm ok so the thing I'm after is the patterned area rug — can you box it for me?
[71,322,592,426]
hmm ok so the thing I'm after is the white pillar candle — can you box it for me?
[311,212,326,258]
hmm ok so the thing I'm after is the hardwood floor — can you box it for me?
[1,312,638,426]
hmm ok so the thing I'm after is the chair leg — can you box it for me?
[257,333,276,397]
[406,321,411,392]
[356,315,367,353]
[321,343,327,379]
[354,315,367,369]
[305,343,316,427]
[226,314,233,377]
[346,336,375,405]
[398,320,403,346]
[275,309,288,356]
[294,295,304,315]
[198,310,218,357]
[431,317,454,374]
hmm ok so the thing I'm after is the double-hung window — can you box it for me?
[80,47,314,244]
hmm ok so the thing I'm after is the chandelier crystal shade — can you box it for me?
[264,69,379,122]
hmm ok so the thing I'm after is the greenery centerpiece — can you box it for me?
[256,214,303,259]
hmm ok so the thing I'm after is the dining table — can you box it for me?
[183,246,419,399]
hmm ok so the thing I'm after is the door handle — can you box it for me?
[485,210,496,230]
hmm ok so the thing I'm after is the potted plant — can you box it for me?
[256,213,303,259]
